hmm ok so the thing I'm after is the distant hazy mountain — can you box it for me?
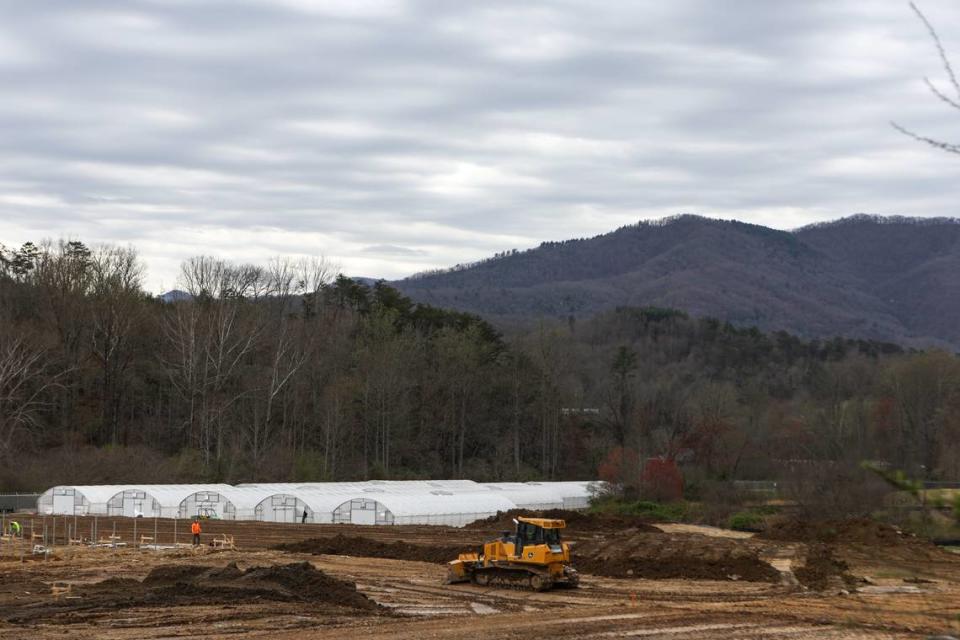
[394,215,960,348]
[158,289,192,303]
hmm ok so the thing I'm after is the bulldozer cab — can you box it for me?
[515,517,565,554]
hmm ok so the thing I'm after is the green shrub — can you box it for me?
[752,504,781,516]
[728,511,764,531]
[588,497,691,522]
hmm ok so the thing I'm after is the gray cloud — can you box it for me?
[1,0,959,292]
[361,244,427,256]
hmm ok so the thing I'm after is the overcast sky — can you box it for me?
[1,0,959,292]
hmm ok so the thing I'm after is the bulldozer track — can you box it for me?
[472,566,554,591]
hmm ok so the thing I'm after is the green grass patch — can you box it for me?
[727,511,765,531]
[588,497,694,522]
[870,568,920,579]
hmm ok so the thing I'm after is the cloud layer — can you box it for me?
[1,0,958,291]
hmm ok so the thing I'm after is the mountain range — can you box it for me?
[394,215,960,349]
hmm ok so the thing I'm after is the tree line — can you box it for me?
[1,240,958,497]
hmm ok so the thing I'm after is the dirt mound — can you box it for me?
[574,531,780,583]
[1,561,380,624]
[467,509,661,534]
[276,533,475,564]
[233,562,378,610]
[139,561,379,611]
[142,563,212,585]
[759,517,931,548]
[793,544,857,591]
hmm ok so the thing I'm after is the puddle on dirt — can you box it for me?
[857,585,928,595]
[469,602,498,614]
[387,605,466,616]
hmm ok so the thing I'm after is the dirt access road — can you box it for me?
[0,516,957,639]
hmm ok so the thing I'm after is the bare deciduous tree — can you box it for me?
[161,257,265,466]
[0,338,64,461]
[90,245,146,445]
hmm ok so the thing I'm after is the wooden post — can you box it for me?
[133,517,138,550]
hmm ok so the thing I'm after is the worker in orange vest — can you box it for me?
[191,518,202,546]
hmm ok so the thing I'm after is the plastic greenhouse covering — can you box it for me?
[36,480,599,526]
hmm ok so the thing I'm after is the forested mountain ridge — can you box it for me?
[1,240,958,497]
[396,215,960,348]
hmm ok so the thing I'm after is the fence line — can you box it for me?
[0,493,40,512]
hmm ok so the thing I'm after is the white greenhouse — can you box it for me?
[477,481,597,510]
[178,486,246,520]
[105,484,236,518]
[252,492,317,523]
[542,481,598,510]
[215,486,325,522]
[326,492,518,526]
[479,483,566,510]
[290,490,377,524]
[37,480,599,525]
[37,485,120,515]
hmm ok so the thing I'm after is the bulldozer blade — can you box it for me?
[444,564,470,584]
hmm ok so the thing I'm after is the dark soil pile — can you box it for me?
[234,562,378,610]
[275,533,475,564]
[1,561,381,624]
[759,517,931,548]
[117,561,379,610]
[467,509,661,534]
[793,544,857,591]
[141,563,213,585]
[574,531,780,583]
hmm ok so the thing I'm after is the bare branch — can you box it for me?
[924,77,960,111]
[910,2,960,102]
[891,121,960,154]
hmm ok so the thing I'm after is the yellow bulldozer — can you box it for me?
[446,516,579,591]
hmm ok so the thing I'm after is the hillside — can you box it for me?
[395,215,960,348]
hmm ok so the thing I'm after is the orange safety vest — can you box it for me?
[191,522,201,535]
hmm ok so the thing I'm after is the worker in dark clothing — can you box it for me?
[301,509,308,524]
[191,518,202,546]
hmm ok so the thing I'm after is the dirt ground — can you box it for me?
[0,515,958,639]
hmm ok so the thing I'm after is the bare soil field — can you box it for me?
[0,513,958,639]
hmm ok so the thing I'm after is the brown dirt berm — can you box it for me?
[793,543,858,591]
[759,517,928,548]
[275,533,476,564]
[466,509,661,534]
[574,530,780,582]
[1,561,382,624]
